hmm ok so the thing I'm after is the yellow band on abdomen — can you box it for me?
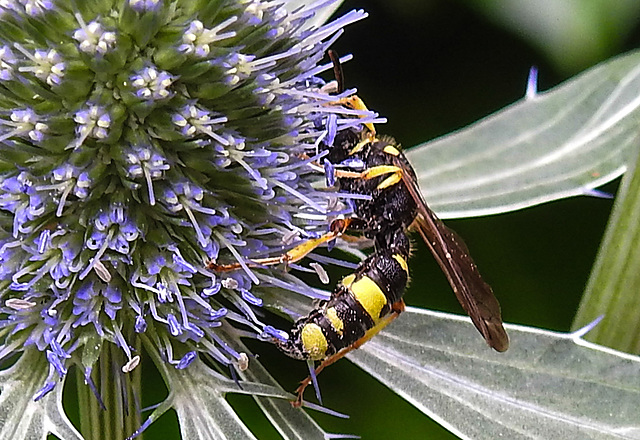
[325,307,344,334]
[350,276,387,323]
[300,323,328,360]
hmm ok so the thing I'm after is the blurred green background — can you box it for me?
[142,1,640,439]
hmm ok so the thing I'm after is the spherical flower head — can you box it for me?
[0,0,372,433]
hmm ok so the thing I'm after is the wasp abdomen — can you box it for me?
[278,241,409,361]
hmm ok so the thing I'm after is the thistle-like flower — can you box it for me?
[0,0,377,437]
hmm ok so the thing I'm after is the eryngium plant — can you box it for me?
[0,0,372,436]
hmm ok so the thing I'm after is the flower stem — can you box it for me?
[77,341,142,440]
[571,144,640,353]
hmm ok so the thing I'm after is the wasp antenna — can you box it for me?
[327,49,345,94]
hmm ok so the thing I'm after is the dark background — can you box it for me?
[148,1,640,439]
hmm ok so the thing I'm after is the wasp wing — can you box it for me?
[400,169,509,352]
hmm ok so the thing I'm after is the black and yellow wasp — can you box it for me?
[209,51,508,406]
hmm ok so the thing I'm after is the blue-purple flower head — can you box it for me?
[0,0,375,402]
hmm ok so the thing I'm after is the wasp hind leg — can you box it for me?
[207,218,356,272]
[292,299,406,408]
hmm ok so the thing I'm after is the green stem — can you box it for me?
[571,144,640,353]
[76,341,142,440]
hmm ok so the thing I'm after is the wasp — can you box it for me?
[209,50,509,406]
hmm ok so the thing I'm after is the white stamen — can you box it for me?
[6,298,37,310]
[122,355,141,373]
[310,262,329,284]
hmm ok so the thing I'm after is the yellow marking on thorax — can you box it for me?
[350,276,387,323]
[383,144,401,156]
[325,307,344,334]
[300,323,329,361]
[392,254,409,273]
[377,171,402,189]
[362,165,402,180]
